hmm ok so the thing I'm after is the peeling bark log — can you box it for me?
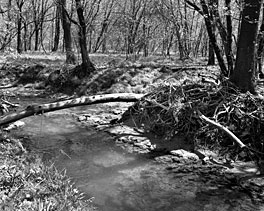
[0,93,144,127]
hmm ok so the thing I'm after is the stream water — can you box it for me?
[13,103,264,211]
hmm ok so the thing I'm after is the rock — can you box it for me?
[134,85,144,94]
[35,81,46,89]
[4,121,25,131]
[78,115,86,121]
[140,140,151,146]
[116,136,131,143]
[130,80,137,86]
[155,155,174,163]
[150,144,156,150]
[170,149,199,161]
[134,142,148,149]
[112,110,122,115]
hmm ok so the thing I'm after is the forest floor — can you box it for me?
[1,52,264,210]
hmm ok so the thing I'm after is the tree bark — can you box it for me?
[208,40,215,65]
[23,21,27,51]
[61,0,76,64]
[230,0,261,93]
[200,0,227,76]
[17,14,22,53]
[225,0,234,75]
[52,5,61,52]
[186,0,228,75]
[0,93,144,127]
[208,0,233,74]
[93,0,114,53]
[75,0,95,74]
[34,23,39,51]
[207,1,215,65]
[93,20,108,53]
[257,2,264,79]
[16,0,24,54]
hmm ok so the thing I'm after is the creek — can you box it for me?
[12,101,263,211]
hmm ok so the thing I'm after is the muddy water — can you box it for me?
[14,104,263,211]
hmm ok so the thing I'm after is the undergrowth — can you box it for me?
[128,80,264,161]
[0,134,94,211]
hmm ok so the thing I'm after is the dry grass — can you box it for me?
[0,134,95,211]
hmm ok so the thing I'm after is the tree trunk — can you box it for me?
[75,0,95,74]
[257,3,264,79]
[34,23,39,51]
[23,22,27,51]
[28,24,33,51]
[207,40,215,65]
[61,0,76,64]
[16,1,24,54]
[93,21,108,53]
[102,35,106,53]
[200,0,228,76]
[52,5,61,52]
[17,14,22,54]
[39,2,45,53]
[208,0,233,74]
[207,3,215,66]
[230,0,261,93]
[225,0,234,75]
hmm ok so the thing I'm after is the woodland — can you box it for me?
[0,0,264,210]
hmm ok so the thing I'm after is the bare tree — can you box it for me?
[60,0,76,64]
[93,0,116,53]
[75,0,95,73]
[0,1,17,51]
[186,0,228,75]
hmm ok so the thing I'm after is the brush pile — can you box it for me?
[128,80,264,160]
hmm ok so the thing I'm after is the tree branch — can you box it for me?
[198,112,246,148]
[185,0,203,15]
[59,1,79,26]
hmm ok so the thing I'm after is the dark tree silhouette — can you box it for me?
[230,0,261,93]
[75,0,95,74]
[61,0,76,64]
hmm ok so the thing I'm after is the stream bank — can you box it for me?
[10,100,264,211]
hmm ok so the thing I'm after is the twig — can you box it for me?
[145,99,169,111]
[1,99,20,107]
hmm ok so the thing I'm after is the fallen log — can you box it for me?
[0,93,144,127]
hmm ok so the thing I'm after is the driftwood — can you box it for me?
[0,80,19,89]
[198,111,246,148]
[0,93,144,127]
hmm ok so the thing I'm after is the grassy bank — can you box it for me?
[0,133,95,211]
